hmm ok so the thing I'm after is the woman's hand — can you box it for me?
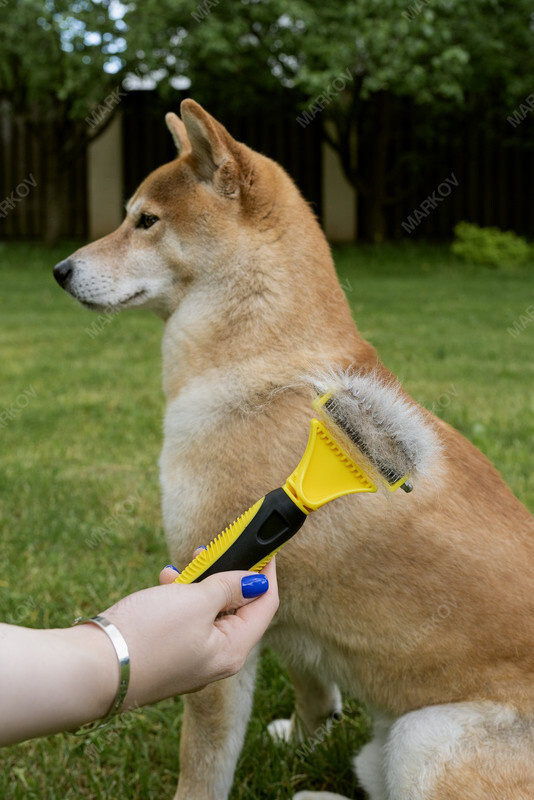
[102,558,278,709]
[0,558,278,747]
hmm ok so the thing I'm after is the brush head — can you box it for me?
[310,369,440,492]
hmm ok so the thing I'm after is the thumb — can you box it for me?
[199,570,270,615]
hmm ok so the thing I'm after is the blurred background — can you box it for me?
[1,0,534,246]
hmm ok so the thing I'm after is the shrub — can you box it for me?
[451,222,530,269]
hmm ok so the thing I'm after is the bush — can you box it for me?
[451,222,530,269]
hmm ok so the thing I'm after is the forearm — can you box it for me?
[0,564,277,747]
[0,623,118,747]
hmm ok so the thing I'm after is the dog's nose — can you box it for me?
[53,258,74,288]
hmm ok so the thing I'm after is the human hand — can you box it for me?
[102,557,278,709]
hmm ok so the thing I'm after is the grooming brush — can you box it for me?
[174,371,435,584]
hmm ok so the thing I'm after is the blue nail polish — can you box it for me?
[200,545,208,551]
[164,564,180,573]
[241,574,269,598]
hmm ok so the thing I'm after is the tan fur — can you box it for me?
[432,761,534,800]
[57,100,534,799]
[427,705,534,800]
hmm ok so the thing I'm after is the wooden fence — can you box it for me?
[1,92,534,241]
[0,102,87,240]
[121,92,323,220]
[382,109,534,240]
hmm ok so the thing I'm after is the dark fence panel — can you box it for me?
[2,91,533,242]
[0,102,87,241]
[122,91,323,220]
[383,107,534,240]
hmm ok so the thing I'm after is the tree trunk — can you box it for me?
[326,92,393,243]
[359,92,391,243]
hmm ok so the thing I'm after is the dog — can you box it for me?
[54,99,534,800]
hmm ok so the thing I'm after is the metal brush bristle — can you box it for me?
[322,395,408,488]
[310,369,440,492]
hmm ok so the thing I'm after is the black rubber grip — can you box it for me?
[193,487,307,582]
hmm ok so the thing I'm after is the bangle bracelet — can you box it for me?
[72,615,130,735]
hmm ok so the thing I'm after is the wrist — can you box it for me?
[58,623,120,724]
[0,623,121,746]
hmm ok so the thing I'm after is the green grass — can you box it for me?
[0,240,533,799]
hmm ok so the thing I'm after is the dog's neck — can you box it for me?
[160,277,376,404]
[159,202,376,403]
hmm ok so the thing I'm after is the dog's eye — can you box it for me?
[136,213,159,230]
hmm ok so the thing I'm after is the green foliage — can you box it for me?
[3,1,534,242]
[0,1,144,242]
[130,0,534,113]
[4,0,534,122]
[0,0,131,127]
[126,0,534,240]
[452,222,531,269]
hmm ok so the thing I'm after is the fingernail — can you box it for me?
[241,574,269,598]
[164,564,180,573]
[200,545,208,551]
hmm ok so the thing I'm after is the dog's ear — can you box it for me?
[165,112,191,157]
[179,99,244,197]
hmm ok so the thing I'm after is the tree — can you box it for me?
[129,0,534,241]
[4,1,533,242]
[0,0,140,245]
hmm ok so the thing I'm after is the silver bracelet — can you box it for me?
[72,615,130,735]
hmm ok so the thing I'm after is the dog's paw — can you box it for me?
[293,792,351,800]
[267,717,294,743]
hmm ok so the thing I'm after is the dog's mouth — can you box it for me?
[78,289,147,312]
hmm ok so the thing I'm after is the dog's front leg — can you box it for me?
[268,663,342,744]
[174,646,259,800]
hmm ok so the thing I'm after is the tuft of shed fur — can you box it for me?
[306,367,442,488]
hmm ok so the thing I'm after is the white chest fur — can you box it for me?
[158,369,264,559]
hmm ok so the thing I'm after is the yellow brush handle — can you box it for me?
[174,498,265,584]
[174,487,308,584]
[173,417,380,585]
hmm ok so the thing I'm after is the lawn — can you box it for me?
[0,240,533,799]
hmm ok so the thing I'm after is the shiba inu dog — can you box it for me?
[54,100,534,800]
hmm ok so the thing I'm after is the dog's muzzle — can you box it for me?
[53,258,74,289]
